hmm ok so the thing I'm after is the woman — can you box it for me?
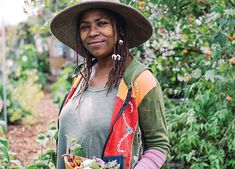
[50,0,170,168]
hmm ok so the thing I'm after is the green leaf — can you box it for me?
[228,19,235,26]
[0,120,7,133]
[150,0,158,5]
[205,70,215,83]
[51,151,57,167]
[73,147,86,157]
[212,32,227,46]
[217,18,228,26]
[90,161,101,169]
[0,142,10,163]
[25,165,38,169]
[211,5,224,13]
[35,133,48,146]
[9,151,17,160]
[0,137,9,150]
[35,160,50,168]
[53,131,58,140]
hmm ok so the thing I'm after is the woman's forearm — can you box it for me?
[134,149,166,169]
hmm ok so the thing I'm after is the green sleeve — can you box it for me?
[138,81,170,155]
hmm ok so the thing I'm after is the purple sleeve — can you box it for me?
[134,149,166,169]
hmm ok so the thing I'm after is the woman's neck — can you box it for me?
[96,60,113,70]
[88,57,113,88]
[95,55,113,69]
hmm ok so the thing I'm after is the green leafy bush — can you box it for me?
[15,44,49,87]
[0,137,23,169]
[51,66,74,106]
[7,69,44,124]
[25,121,57,169]
[165,62,235,168]
[123,0,235,168]
[0,122,57,169]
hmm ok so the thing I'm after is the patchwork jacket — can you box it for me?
[60,58,170,169]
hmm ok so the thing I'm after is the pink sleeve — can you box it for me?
[134,149,166,169]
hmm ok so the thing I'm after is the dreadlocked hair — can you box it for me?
[105,12,131,92]
[76,9,131,93]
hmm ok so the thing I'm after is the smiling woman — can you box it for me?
[50,0,170,169]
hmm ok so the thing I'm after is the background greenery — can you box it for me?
[0,0,235,168]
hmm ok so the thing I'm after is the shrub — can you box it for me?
[7,69,44,124]
[51,66,74,106]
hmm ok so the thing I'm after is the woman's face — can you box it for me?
[79,9,117,59]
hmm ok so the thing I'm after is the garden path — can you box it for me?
[6,91,59,167]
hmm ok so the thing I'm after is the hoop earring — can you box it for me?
[112,54,121,61]
[112,54,117,60]
[117,54,121,60]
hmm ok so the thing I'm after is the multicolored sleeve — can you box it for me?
[136,70,170,156]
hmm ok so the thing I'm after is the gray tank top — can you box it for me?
[57,86,117,169]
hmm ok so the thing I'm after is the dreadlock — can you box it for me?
[105,12,131,92]
[76,9,131,93]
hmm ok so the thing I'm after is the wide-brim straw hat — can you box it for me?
[50,0,153,55]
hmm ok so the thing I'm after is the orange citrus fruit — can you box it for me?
[204,49,212,57]
[228,35,235,41]
[226,96,233,102]
[182,49,189,55]
[138,1,145,8]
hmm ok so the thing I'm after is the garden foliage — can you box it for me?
[32,0,235,168]
[1,15,50,124]
[0,122,57,169]
[0,137,23,169]
[128,0,235,168]
[1,45,48,124]
[1,0,235,168]
[51,66,74,106]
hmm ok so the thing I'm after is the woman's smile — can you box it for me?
[88,40,105,48]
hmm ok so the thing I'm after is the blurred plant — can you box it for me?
[0,121,57,169]
[0,137,23,169]
[67,138,86,158]
[8,44,49,87]
[51,66,74,105]
[25,121,57,169]
[0,86,5,133]
[7,69,44,124]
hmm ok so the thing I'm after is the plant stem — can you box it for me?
[40,145,42,160]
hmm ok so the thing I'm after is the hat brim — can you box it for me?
[50,1,153,55]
